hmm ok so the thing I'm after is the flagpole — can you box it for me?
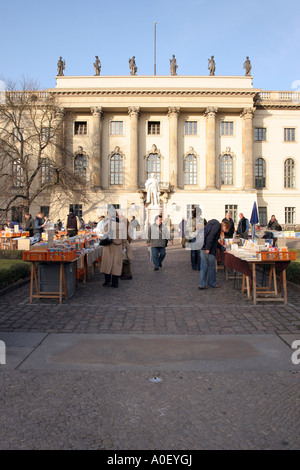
[154,21,157,76]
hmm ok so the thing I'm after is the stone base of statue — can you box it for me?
[146,206,162,228]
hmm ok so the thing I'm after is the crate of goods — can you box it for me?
[22,250,49,261]
[259,251,280,261]
[48,249,76,261]
[280,251,296,261]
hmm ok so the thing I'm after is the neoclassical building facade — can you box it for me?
[7,75,300,228]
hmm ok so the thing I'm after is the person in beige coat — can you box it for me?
[100,209,126,288]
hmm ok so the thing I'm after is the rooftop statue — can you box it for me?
[170,55,178,76]
[129,56,137,76]
[57,57,65,76]
[94,56,101,76]
[208,56,215,76]
[243,56,252,76]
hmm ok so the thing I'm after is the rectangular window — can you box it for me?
[40,206,50,218]
[74,122,87,135]
[41,159,54,184]
[225,204,238,224]
[148,121,160,135]
[285,207,295,224]
[186,204,199,220]
[12,160,24,187]
[11,206,23,224]
[110,121,123,135]
[255,128,267,141]
[13,127,24,142]
[69,204,82,219]
[221,121,233,136]
[41,127,54,142]
[258,207,267,226]
[184,121,197,135]
[284,128,295,142]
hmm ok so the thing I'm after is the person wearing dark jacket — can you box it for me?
[222,212,235,238]
[267,215,282,231]
[198,219,230,290]
[33,211,45,242]
[236,213,249,239]
[66,208,79,237]
[24,213,34,237]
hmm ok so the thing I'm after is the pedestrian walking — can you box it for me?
[147,214,172,271]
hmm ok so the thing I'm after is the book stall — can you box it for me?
[219,236,296,305]
[22,231,103,304]
[0,227,30,250]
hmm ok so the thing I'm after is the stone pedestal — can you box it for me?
[146,206,162,232]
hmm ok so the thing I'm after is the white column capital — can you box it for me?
[240,107,255,119]
[167,106,180,118]
[204,106,218,118]
[91,106,103,117]
[128,106,140,118]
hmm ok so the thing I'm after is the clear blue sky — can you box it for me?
[1,0,300,91]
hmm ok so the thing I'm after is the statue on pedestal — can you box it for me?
[94,56,101,76]
[208,56,215,76]
[145,173,160,207]
[129,56,137,75]
[170,55,178,76]
[243,56,252,76]
[57,57,65,76]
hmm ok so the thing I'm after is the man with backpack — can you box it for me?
[66,208,79,237]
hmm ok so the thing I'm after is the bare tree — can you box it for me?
[0,78,88,220]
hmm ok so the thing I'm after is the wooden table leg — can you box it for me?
[59,262,66,304]
[30,263,34,303]
[272,264,278,295]
[246,276,250,299]
[282,269,287,304]
[252,263,257,305]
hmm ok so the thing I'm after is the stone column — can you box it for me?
[55,108,65,167]
[91,107,103,188]
[128,106,140,189]
[204,106,218,189]
[168,107,180,188]
[241,107,255,189]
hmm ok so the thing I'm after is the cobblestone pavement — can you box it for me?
[0,240,299,450]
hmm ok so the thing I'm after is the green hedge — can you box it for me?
[0,250,23,260]
[0,263,31,289]
[286,262,300,284]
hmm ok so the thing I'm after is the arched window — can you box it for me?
[74,154,87,179]
[220,154,233,185]
[284,158,295,188]
[255,158,266,189]
[147,153,161,182]
[184,154,197,185]
[110,153,123,185]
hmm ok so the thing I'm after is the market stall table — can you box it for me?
[220,251,292,305]
[0,231,30,250]
[23,249,78,304]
